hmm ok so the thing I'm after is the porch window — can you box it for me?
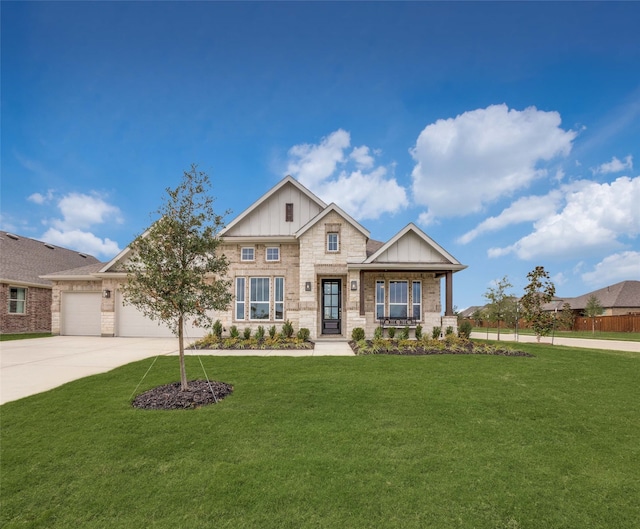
[235,278,245,320]
[389,281,408,318]
[412,281,422,320]
[266,247,280,262]
[9,287,26,314]
[241,247,255,261]
[250,277,270,320]
[274,277,284,320]
[376,281,385,319]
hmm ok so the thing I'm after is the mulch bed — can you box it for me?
[349,341,533,357]
[132,380,233,410]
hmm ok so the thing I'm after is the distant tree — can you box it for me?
[520,266,556,342]
[557,302,575,331]
[583,295,604,334]
[121,165,232,391]
[484,276,513,340]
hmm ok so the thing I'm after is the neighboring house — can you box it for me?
[0,231,99,334]
[549,281,640,316]
[44,176,467,339]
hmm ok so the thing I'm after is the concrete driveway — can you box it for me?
[0,336,355,405]
[1,336,180,405]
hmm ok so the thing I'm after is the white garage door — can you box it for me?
[61,292,102,336]
[116,292,208,338]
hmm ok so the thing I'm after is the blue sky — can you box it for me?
[2,1,639,310]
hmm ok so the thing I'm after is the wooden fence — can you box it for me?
[467,314,640,333]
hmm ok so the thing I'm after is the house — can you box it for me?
[0,231,99,334]
[44,176,467,339]
[550,281,640,316]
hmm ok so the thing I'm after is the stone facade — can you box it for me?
[0,283,52,334]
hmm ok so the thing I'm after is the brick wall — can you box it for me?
[0,283,52,334]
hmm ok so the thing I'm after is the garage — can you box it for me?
[116,292,208,338]
[61,292,102,336]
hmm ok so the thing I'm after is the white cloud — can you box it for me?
[592,155,633,175]
[286,130,408,220]
[28,190,54,205]
[458,191,563,244]
[488,176,640,260]
[410,104,576,220]
[582,251,640,286]
[41,228,121,259]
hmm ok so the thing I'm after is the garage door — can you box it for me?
[61,292,102,336]
[116,292,208,338]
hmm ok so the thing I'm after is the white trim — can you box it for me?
[295,203,370,239]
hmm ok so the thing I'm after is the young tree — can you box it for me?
[483,276,513,340]
[520,266,556,342]
[121,165,232,390]
[557,302,575,331]
[583,294,604,334]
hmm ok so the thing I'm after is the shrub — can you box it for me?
[243,327,252,340]
[351,327,365,341]
[268,325,277,339]
[458,320,472,339]
[387,327,396,339]
[414,324,422,340]
[373,326,383,340]
[399,326,410,340]
[212,320,223,339]
[432,326,441,339]
[297,328,310,341]
[281,320,294,338]
[255,325,265,340]
[229,325,239,339]
[445,326,454,336]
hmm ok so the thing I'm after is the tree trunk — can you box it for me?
[178,315,188,391]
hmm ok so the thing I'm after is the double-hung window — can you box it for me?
[376,281,385,319]
[9,287,26,314]
[327,233,339,252]
[412,281,422,320]
[266,247,280,262]
[235,278,246,320]
[241,247,255,261]
[274,277,284,320]
[389,281,408,318]
[250,277,270,320]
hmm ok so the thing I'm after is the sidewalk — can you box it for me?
[470,332,640,353]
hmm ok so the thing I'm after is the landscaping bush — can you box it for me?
[373,326,383,340]
[297,328,310,341]
[387,327,396,339]
[414,324,422,340]
[281,320,294,338]
[229,325,239,339]
[351,327,365,341]
[399,326,410,340]
[445,326,454,336]
[432,326,441,339]
[458,320,472,339]
[212,319,223,339]
[243,327,252,340]
[255,325,265,340]
[268,325,277,339]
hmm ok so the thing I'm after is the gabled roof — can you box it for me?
[0,231,100,287]
[560,280,640,310]
[364,223,463,266]
[295,203,370,239]
[41,261,106,280]
[220,175,327,237]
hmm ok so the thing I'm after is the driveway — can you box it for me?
[0,336,354,405]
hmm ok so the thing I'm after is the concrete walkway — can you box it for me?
[0,336,354,404]
[470,332,640,353]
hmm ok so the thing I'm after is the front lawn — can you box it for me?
[0,332,52,341]
[2,344,639,528]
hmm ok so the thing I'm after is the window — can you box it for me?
[412,281,422,320]
[274,277,284,320]
[376,281,385,319]
[389,281,408,318]
[235,278,245,320]
[8,287,26,314]
[250,277,270,320]
[266,247,280,262]
[241,247,255,261]
[327,232,339,252]
[286,203,294,222]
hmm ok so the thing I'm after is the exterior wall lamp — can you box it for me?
[305,282,312,291]
[103,289,111,299]
[350,280,358,291]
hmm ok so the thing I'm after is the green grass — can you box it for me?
[473,327,640,341]
[2,345,639,528]
[0,332,52,341]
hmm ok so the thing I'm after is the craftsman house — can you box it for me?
[45,176,467,339]
[0,231,99,334]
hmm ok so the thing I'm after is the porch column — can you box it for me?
[445,271,453,316]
